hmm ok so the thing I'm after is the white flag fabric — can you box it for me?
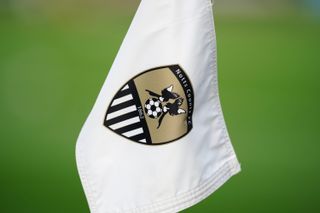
[76,0,240,212]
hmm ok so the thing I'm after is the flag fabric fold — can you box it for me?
[76,0,240,212]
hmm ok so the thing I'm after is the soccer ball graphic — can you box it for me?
[144,98,163,119]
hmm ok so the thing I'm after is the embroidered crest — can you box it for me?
[104,65,194,145]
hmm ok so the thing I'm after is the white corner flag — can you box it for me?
[76,0,240,212]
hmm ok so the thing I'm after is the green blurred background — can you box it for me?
[1,0,319,212]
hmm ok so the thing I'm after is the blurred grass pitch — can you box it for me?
[0,8,320,213]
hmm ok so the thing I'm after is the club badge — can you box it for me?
[104,65,194,145]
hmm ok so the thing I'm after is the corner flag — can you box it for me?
[76,0,240,212]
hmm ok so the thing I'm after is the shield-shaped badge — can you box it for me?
[104,65,194,145]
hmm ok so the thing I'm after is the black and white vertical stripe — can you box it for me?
[104,82,150,144]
